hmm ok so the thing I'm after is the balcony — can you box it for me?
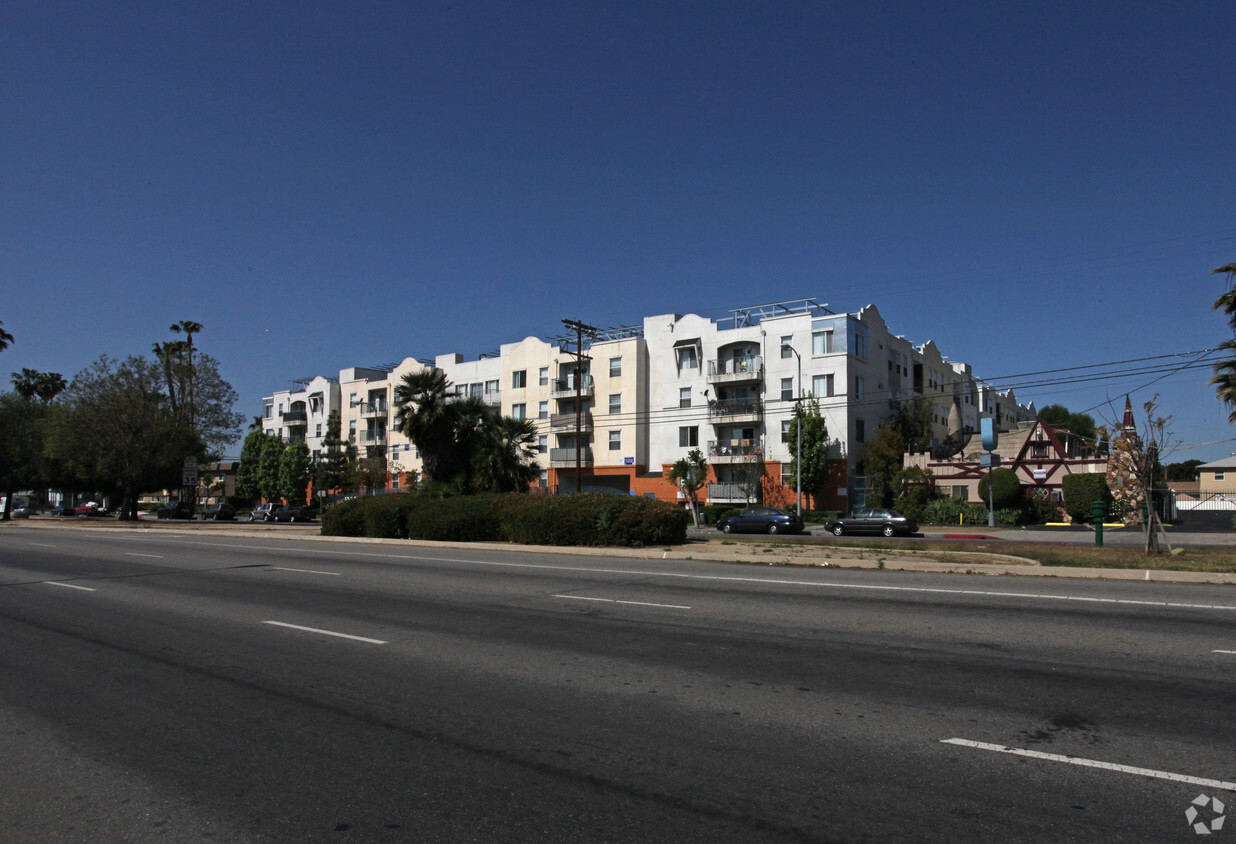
[281,409,308,426]
[551,375,594,399]
[359,401,388,419]
[708,439,763,464]
[707,355,763,385]
[706,482,759,504]
[708,397,763,424]
[359,430,387,447]
[549,447,594,468]
[549,411,593,433]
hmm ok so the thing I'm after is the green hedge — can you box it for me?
[321,492,689,547]
[1061,473,1112,523]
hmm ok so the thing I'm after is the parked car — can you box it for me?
[156,501,192,519]
[249,503,280,522]
[273,504,317,523]
[825,508,918,537]
[199,502,235,521]
[76,501,109,516]
[715,506,804,535]
[50,504,77,517]
[11,506,36,518]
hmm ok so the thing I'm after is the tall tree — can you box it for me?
[48,356,194,520]
[169,320,203,426]
[0,392,50,519]
[0,321,13,352]
[889,397,935,453]
[864,422,906,507]
[278,440,312,504]
[258,433,285,502]
[314,410,357,496]
[236,429,266,499]
[1210,263,1236,421]
[665,448,708,527]
[786,397,831,508]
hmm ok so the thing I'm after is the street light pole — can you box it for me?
[782,345,802,515]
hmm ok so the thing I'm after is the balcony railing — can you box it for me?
[359,401,388,419]
[707,482,758,503]
[281,409,308,425]
[551,375,594,398]
[549,447,594,467]
[359,431,387,446]
[708,397,763,420]
[707,355,763,383]
[549,411,592,432]
[708,440,762,460]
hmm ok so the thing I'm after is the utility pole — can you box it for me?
[561,319,597,494]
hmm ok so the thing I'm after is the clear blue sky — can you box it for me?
[2,1,1233,461]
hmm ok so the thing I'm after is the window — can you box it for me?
[485,379,499,395]
[512,370,526,389]
[679,388,692,408]
[609,357,622,377]
[609,430,621,450]
[781,378,793,401]
[677,346,698,369]
[855,419,865,443]
[852,328,867,360]
[537,434,547,453]
[391,473,399,489]
[1216,471,1226,482]
[349,393,358,406]
[538,367,549,386]
[264,403,273,418]
[679,426,698,447]
[780,336,793,358]
[609,393,621,414]
[315,424,322,437]
[781,419,791,442]
[539,470,549,489]
[538,400,548,419]
[812,373,834,397]
[348,420,357,438]
[855,376,865,400]
[780,465,793,487]
[812,330,834,355]
[511,403,526,420]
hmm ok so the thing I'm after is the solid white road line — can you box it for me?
[553,594,692,610]
[271,567,341,576]
[44,582,96,592]
[262,620,386,644]
[942,738,1236,791]
[1214,650,1236,655]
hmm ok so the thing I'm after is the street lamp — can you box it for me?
[781,345,802,515]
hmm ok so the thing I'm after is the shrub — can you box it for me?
[1061,473,1111,523]
[504,494,688,547]
[976,468,1022,509]
[321,497,365,536]
[405,493,530,542]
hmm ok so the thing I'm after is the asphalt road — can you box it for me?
[1,529,1234,842]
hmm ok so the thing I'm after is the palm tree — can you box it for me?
[392,368,467,485]
[169,320,202,426]
[0,321,12,352]
[473,415,541,493]
[1210,264,1236,421]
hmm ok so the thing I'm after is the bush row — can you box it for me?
[321,492,689,547]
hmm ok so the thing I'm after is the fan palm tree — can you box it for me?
[393,368,472,485]
[0,321,13,352]
[473,415,541,493]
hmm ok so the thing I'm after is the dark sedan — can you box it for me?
[825,508,917,537]
[715,506,804,535]
[156,501,192,519]
[273,505,317,523]
[199,503,235,521]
